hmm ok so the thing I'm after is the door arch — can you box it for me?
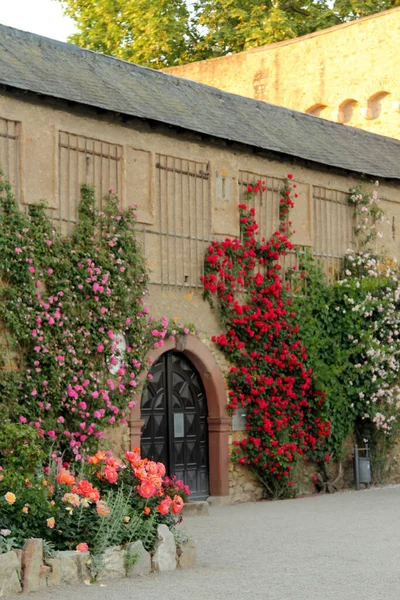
[129,334,231,498]
[141,352,209,500]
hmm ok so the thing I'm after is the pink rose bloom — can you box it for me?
[76,543,89,553]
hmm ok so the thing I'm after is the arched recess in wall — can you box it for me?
[305,104,329,118]
[338,99,359,125]
[129,334,231,498]
[367,91,391,120]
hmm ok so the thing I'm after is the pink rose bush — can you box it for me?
[0,177,190,463]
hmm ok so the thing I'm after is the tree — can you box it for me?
[59,0,198,69]
[58,0,400,68]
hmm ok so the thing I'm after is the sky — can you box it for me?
[0,0,76,41]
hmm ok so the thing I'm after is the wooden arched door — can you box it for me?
[140,352,209,500]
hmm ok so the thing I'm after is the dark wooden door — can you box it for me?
[141,352,209,500]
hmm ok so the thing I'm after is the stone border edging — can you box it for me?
[0,525,196,596]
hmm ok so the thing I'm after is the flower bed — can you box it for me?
[0,448,194,593]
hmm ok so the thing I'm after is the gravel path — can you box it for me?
[39,486,400,600]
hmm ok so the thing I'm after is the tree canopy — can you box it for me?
[59,0,400,69]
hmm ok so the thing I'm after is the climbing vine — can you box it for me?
[202,177,330,498]
[0,173,187,462]
[293,183,400,484]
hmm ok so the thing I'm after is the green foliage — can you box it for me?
[0,423,46,477]
[58,0,399,68]
[293,185,400,483]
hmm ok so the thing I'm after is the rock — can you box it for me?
[126,541,151,577]
[13,549,23,566]
[0,550,22,597]
[182,501,209,517]
[97,547,125,581]
[151,525,177,572]
[45,558,62,586]
[57,551,90,584]
[39,564,52,589]
[178,540,197,569]
[22,538,43,593]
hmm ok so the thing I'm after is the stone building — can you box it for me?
[165,7,400,141]
[1,24,400,503]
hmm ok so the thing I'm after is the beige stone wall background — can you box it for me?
[1,90,400,500]
[164,8,400,141]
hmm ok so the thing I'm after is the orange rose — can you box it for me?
[47,517,55,529]
[148,474,162,489]
[4,492,16,505]
[138,481,157,499]
[144,506,151,516]
[96,501,111,517]
[56,469,75,486]
[156,462,166,478]
[157,497,172,516]
[72,479,100,502]
[171,495,184,514]
[103,466,118,484]
[134,466,147,481]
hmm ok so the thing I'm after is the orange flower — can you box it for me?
[157,497,172,516]
[96,501,111,517]
[88,456,99,465]
[144,506,151,516]
[4,492,16,505]
[72,479,100,502]
[22,506,29,514]
[171,495,184,514]
[146,461,159,475]
[148,474,162,489]
[156,462,166,478]
[47,517,55,529]
[96,451,106,461]
[126,451,142,468]
[134,466,147,481]
[56,469,75,487]
[62,492,80,507]
[138,480,157,499]
[103,465,118,484]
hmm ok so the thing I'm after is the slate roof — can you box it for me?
[0,24,399,181]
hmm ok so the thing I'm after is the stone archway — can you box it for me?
[129,334,231,498]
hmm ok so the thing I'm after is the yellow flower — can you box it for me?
[42,480,48,486]
[50,500,55,507]
[4,492,16,505]
[22,506,29,514]
[123,516,130,523]
[47,517,55,529]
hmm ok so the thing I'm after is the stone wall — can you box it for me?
[0,526,196,597]
[164,8,400,141]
